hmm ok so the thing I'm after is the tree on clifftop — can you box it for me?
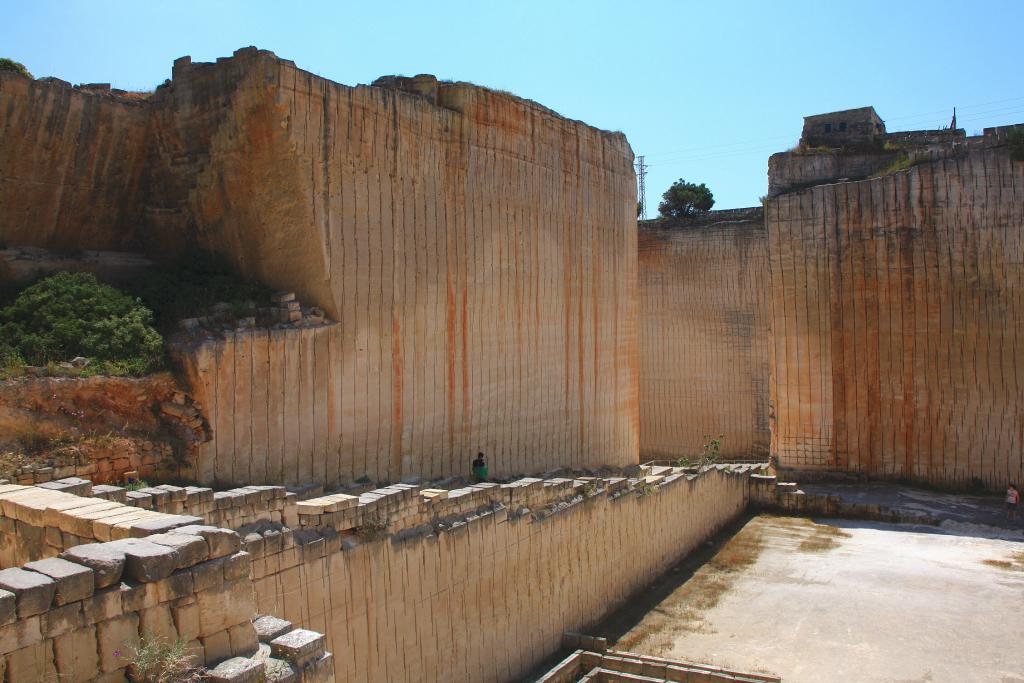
[0,58,32,79]
[658,178,714,219]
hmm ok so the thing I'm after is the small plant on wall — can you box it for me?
[357,514,391,541]
[702,434,724,466]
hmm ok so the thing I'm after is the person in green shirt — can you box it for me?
[472,452,488,482]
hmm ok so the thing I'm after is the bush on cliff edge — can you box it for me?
[0,272,163,375]
[0,58,32,79]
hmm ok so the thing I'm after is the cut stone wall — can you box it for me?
[152,48,638,484]
[246,467,749,683]
[2,47,640,485]
[638,210,770,461]
[0,74,150,251]
[767,137,1024,488]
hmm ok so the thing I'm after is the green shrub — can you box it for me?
[0,272,163,372]
[0,343,25,380]
[0,58,32,79]
[131,248,270,331]
[127,632,204,683]
[870,154,914,178]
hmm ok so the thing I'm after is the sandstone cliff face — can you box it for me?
[639,210,770,461]
[146,49,639,484]
[0,74,151,250]
[767,139,1024,488]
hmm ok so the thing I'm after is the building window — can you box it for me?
[824,123,832,133]
[838,122,847,132]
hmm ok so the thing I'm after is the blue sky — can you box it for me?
[5,0,1023,210]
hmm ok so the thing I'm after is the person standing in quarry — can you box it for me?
[472,453,488,482]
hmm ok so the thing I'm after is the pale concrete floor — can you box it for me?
[617,516,1024,683]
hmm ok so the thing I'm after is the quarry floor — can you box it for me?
[603,514,1024,683]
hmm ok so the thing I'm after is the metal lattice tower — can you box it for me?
[635,155,648,220]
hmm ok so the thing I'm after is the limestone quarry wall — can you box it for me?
[155,48,639,484]
[174,326,341,487]
[248,468,748,683]
[1,47,639,485]
[638,210,770,461]
[767,142,1024,488]
[0,74,150,251]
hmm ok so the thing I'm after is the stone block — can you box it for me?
[0,590,15,626]
[92,485,129,504]
[58,501,132,536]
[243,533,264,557]
[228,621,258,657]
[140,604,177,643]
[24,556,94,604]
[41,600,84,637]
[125,490,153,508]
[201,628,232,665]
[0,616,41,655]
[302,652,335,683]
[206,655,265,683]
[262,529,282,555]
[197,579,254,637]
[172,602,200,641]
[106,539,179,582]
[6,640,55,682]
[135,487,171,508]
[146,532,209,568]
[253,615,292,643]
[156,569,194,602]
[123,514,203,538]
[54,625,99,683]
[175,525,241,559]
[45,524,63,548]
[97,613,139,672]
[0,567,56,617]
[37,477,92,496]
[2,488,72,525]
[119,581,159,612]
[61,543,126,588]
[83,586,123,624]
[192,557,225,593]
[269,628,325,668]
[223,551,251,581]
[155,485,188,502]
[43,497,112,528]
[263,657,300,683]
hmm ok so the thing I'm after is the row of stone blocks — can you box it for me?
[0,478,302,565]
[40,477,300,527]
[294,465,770,538]
[747,474,941,526]
[0,482,207,568]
